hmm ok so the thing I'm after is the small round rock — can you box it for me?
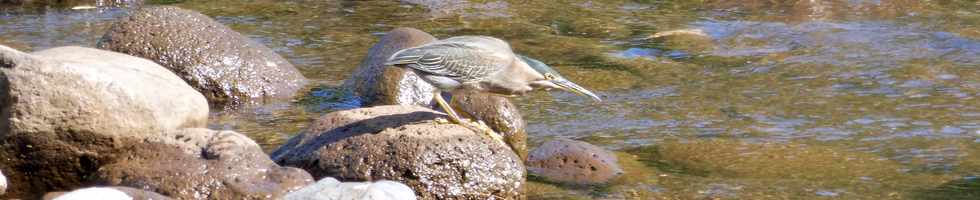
[527,138,624,184]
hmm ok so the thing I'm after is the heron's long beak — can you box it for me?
[553,79,602,102]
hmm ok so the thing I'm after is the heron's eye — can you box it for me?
[544,73,556,80]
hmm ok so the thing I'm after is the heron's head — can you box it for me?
[518,55,601,102]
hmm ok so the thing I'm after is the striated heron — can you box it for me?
[385,36,601,141]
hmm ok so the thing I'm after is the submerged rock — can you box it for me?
[284,177,416,200]
[43,187,171,200]
[0,45,207,198]
[98,6,308,107]
[527,139,623,184]
[272,105,525,200]
[345,27,437,107]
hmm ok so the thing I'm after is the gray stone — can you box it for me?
[527,139,623,184]
[0,44,208,198]
[98,6,308,107]
[272,105,525,200]
[284,177,416,200]
[0,45,309,199]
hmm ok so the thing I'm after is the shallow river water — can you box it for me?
[1,0,978,199]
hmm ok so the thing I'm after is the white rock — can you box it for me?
[0,169,7,195]
[52,187,133,200]
[284,177,416,200]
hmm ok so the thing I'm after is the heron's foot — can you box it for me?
[467,120,506,146]
[434,117,450,124]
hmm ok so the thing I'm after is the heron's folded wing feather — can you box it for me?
[385,42,509,81]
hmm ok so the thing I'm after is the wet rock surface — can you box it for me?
[345,27,437,107]
[272,105,525,200]
[450,90,528,160]
[284,177,416,200]
[43,186,171,200]
[98,6,308,106]
[0,45,208,198]
[527,139,623,185]
[91,129,314,199]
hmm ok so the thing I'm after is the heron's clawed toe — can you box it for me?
[468,120,506,146]
[434,117,450,124]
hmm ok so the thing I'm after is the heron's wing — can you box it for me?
[386,41,510,82]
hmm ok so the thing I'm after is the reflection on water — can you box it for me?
[1,0,978,199]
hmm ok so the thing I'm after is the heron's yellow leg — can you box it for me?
[434,93,465,124]
[434,93,505,145]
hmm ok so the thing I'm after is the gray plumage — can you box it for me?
[383,35,600,142]
[386,36,514,87]
[386,35,601,101]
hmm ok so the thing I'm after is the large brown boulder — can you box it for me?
[98,6,308,107]
[272,105,525,200]
[0,45,208,198]
[91,129,313,199]
[345,28,528,160]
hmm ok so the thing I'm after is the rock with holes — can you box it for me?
[98,6,308,106]
[284,177,416,200]
[272,105,525,199]
[527,139,623,184]
[90,129,314,199]
[43,186,171,200]
[345,28,528,160]
[0,45,208,198]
